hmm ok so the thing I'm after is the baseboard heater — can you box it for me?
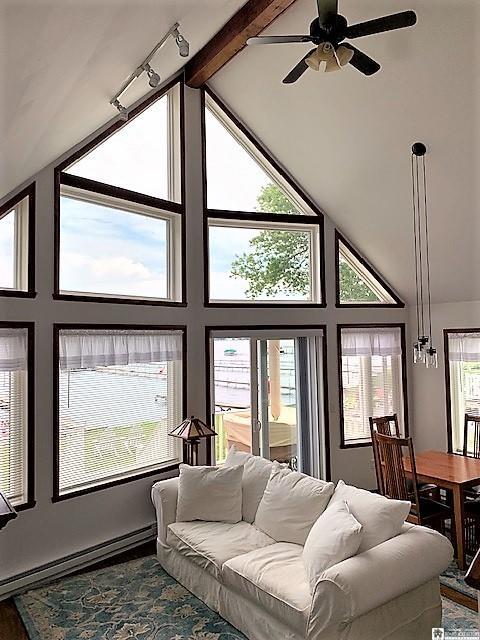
[0,523,157,600]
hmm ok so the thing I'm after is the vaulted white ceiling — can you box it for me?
[0,0,244,198]
[211,0,480,304]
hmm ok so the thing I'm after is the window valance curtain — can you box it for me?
[341,327,402,357]
[448,333,480,363]
[59,330,183,370]
[0,328,28,371]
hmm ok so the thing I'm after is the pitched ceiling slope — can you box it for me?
[0,0,245,199]
[210,0,480,305]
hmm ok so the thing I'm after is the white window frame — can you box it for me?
[0,196,30,292]
[0,326,32,508]
[207,218,321,305]
[208,328,328,479]
[56,327,184,498]
[59,185,182,302]
[445,330,480,454]
[205,94,315,217]
[339,326,406,447]
[338,240,396,305]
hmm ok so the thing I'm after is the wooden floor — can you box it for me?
[0,541,156,640]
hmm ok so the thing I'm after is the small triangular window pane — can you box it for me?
[338,236,400,305]
[205,96,310,215]
[66,93,174,201]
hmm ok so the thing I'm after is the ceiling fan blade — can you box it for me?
[346,11,417,39]
[343,45,381,76]
[247,35,313,45]
[283,49,317,84]
[317,0,338,28]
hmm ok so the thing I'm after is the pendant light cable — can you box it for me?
[415,153,425,338]
[411,153,421,342]
[422,155,433,346]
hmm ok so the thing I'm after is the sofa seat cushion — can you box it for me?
[167,521,275,580]
[222,543,312,634]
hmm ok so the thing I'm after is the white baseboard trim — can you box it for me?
[0,522,157,600]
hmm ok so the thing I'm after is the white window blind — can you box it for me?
[340,327,404,445]
[0,328,29,505]
[447,332,480,453]
[58,329,183,496]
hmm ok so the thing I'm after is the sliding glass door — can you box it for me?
[209,329,327,479]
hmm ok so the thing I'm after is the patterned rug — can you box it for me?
[440,559,477,600]
[14,555,478,639]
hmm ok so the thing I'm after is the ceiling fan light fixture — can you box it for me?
[305,42,334,71]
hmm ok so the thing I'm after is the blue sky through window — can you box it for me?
[60,197,168,298]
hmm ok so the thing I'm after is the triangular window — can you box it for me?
[336,232,403,306]
[65,85,181,203]
[204,92,313,216]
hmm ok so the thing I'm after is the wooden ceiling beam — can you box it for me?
[184,0,298,88]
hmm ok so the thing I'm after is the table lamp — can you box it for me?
[169,416,217,466]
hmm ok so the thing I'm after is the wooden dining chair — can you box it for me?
[373,432,453,530]
[462,414,480,555]
[463,414,480,459]
[370,415,437,497]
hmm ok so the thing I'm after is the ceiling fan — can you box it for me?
[246,0,417,84]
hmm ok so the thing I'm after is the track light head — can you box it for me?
[143,63,161,88]
[173,27,190,57]
[112,99,128,121]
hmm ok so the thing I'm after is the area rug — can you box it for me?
[14,554,479,640]
[440,559,477,600]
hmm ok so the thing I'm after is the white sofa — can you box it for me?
[151,461,453,640]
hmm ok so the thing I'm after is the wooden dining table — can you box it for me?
[404,450,480,570]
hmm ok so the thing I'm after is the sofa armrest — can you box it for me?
[311,525,453,623]
[151,478,179,546]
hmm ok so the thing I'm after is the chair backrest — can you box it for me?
[372,432,420,516]
[463,414,480,458]
[369,415,400,437]
[369,415,400,493]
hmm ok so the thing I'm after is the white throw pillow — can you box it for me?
[329,480,411,553]
[176,463,243,523]
[224,446,274,523]
[254,462,335,545]
[302,500,363,593]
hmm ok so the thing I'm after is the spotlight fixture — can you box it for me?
[173,27,190,58]
[109,22,190,117]
[143,63,161,88]
[112,99,128,121]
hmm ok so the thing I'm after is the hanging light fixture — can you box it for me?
[109,22,190,120]
[411,142,437,369]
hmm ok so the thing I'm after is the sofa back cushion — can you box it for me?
[224,446,274,523]
[254,462,335,545]
[302,500,363,593]
[176,463,243,523]
[329,480,411,553]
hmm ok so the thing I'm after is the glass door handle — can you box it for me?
[254,419,262,433]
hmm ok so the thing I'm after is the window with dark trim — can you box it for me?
[444,329,480,454]
[0,322,35,509]
[54,325,186,500]
[54,79,185,306]
[335,231,404,308]
[203,88,325,308]
[0,184,35,298]
[338,325,408,448]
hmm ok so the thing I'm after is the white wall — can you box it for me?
[0,84,408,585]
[409,301,480,453]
